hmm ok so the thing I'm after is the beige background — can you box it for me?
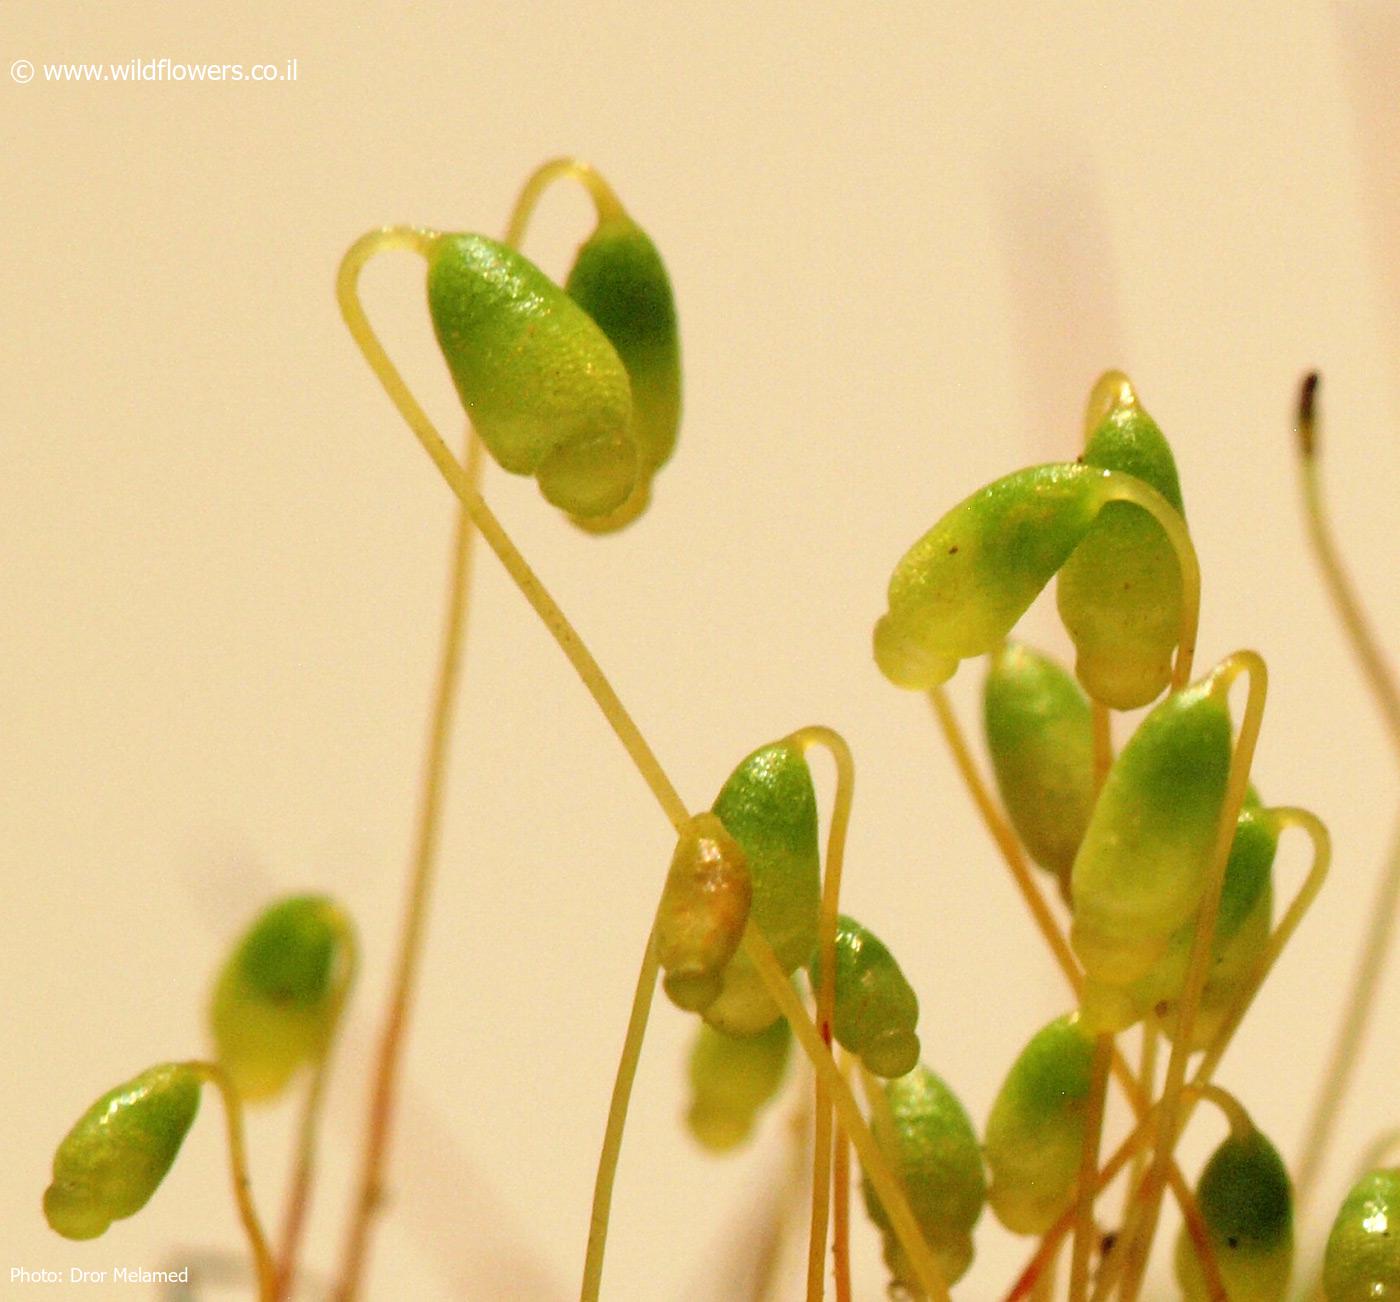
[3,3,1399,1298]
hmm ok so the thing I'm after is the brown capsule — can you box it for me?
[656,812,751,1013]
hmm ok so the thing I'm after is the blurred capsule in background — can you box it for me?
[983,642,1095,900]
[209,894,354,1101]
[685,1020,791,1152]
[984,1013,1095,1235]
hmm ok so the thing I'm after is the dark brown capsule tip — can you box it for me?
[1297,370,1320,459]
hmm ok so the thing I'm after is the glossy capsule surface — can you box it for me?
[44,1063,201,1241]
[427,233,637,519]
[1323,1167,1400,1301]
[862,1065,986,1288]
[809,914,920,1077]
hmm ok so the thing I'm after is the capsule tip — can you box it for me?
[1297,371,1320,459]
[663,969,723,1013]
[863,1029,921,1079]
[873,614,956,691]
[1083,369,1138,438]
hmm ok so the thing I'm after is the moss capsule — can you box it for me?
[426,233,637,519]
[1121,803,1276,1048]
[1057,380,1188,709]
[808,914,920,1078]
[873,457,1190,695]
[874,464,1106,690]
[1174,1129,1293,1301]
[209,895,354,1102]
[862,1065,987,1288]
[565,213,680,532]
[701,741,821,1037]
[1324,1167,1400,1301]
[44,1063,202,1241]
[812,907,918,1069]
[656,812,751,1013]
[685,1019,791,1152]
[983,642,1095,897]
[1070,669,1233,1033]
[984,1013,1096,1235]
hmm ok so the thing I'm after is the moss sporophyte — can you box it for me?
[40,162,1400,1300]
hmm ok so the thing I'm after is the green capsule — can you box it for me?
[685,1019,791,1152]
[701,742,821,1037]
[1057,380,1188,709]
[874,462,1175,691]
[565,214,680,532]
[44,1063,202,1241]
[1174,1129,1293,1301]
[1123,804,1276,1049]
[1324,1167,1400,1301]
[875,464,1101,690]
[656,812,751,1014]
[808,914,920,1078]
[426,233,637,519]
[984,1013,1096,1235]
[983,642,1095,897]
[209,895,354,1101]
[1070,668,1233,1033]
[862,1065,986,1288]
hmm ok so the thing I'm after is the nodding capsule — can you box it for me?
[698,740,821,1039]
[1174,1128,1293,1301]
[565,213,681,533]
[1324,1167,1400,1301]
[984,1013,1096,1235]
[873,460,1184,693]
[43,1063,202,1241]
[209,895,354,1102]
[684,1019,791,1152]
[862,1065,986,1289]
[1122,800,1277,1049]
[1070,664,1234,1033]
[1057,375,1188,710]
[426,233,638,520]
[983,642,1095,899]
[656,812,751,1014]
[809,914,920,1078]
